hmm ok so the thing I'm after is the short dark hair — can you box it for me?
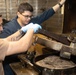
[18,2,33,14]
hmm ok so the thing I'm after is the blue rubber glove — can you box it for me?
[21,23,42,33]
[21,23,33,32]
[33,24,42,33]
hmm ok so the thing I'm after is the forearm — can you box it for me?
[19,29,34,50]
[5,30,25,41]
[52,0,66,12]
[6,29,34,56]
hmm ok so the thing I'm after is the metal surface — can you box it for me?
[38,29,70,45]
[60,45,72,59]
[10,62,39,75]
[36,55,76,69]
[33,54,76,75]
[35,36,76,59]
[18,54,41,73]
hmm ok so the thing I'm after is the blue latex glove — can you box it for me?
[33,24,42,33]
[21,23,33,32]
[21,23,42,33]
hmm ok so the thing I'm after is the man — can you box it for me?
[0,0,66,38]
[0,0,66,75]
[0,23,42,75]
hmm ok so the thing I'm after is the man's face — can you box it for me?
[17,11,33,26]
[0,17,3,33]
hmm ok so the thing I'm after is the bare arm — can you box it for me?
[3,23,42,56]
[52,0,66,12]
[5,29,34,56]
[6,30,25,41]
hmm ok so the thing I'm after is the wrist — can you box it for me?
[19,30,25,36]
[21,27,27,33]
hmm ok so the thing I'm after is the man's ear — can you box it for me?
[17,12,21,18]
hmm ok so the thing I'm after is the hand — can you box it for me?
[21,23,33,32]
[21,23,42,33]
[32,24,42,33]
